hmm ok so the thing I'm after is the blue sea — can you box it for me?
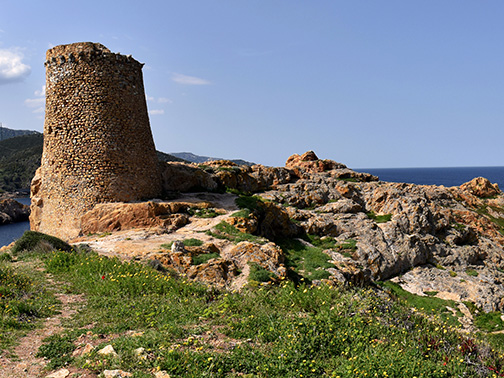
[355,166,504,189]
[0,197,30,247]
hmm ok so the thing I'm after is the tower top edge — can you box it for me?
[45,42,143,66]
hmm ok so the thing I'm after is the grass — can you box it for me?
[31,249,504,377]
[5,232,504,377]
[366,211,393,223]
[378,281,462,327]
[192,252,220,265]
[466,269,479,277]
[188,207,220,218]
[206,222,267,244]
[279,238,335,281]
[0,258,58,350]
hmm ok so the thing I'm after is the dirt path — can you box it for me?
[0,278,85,378]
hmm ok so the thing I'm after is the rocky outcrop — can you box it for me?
[0,199,30,225]
[80,201,212,234]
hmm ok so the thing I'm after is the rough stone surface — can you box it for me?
[30,42,162,240]
[0,199,30,225]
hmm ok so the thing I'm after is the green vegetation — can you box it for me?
[235,195,264,212]
[183,238,204,247]
[11,231,74,255]
[476,205,504,236]
[207,222,267,244]
[279,238,335,281]
[466,269,479,277]
[366,211,393,223]
[188,207,220,218]
[0,258,58,349]
[231,209,251,219]
[4,232,504,377]
[474,311,504,332]
[248,262,276,283]
[192,252,220,265]
[378,281,462,326]
[0,133,43,192]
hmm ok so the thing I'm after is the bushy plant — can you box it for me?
[11,231,73,255]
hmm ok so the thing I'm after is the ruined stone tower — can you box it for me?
[30,42,162,240]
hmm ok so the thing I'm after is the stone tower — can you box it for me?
[30,42,162,240]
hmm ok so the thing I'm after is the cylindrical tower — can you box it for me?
[30,42,162,240]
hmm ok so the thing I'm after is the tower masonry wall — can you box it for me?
[30,42,162,240]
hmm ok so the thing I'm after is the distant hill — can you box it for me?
[156,151,188,163]
[171,152,254,166]
[0,134,43,193]
[0,134,190,193]
[0,126,40,141]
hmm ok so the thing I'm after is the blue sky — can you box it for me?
[1,1,503,168]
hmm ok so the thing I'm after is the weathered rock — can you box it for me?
[45,369,70,378]
[222,241,287,279]
[460,177,500,198]
[98,344,118,356]
[80,201,212,234]
[103,370,132,378]
[161,162,218,192]
[0,199,30,225]
[285,151,347,174]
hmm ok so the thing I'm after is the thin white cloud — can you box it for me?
[157,97,173,104]
[35,85,46,97]
[172,73,211,86]
[24,98,44,108]
[146,95,155,102]
[25,85,46,114]
[0,48,31,84]
[149,109,165,115]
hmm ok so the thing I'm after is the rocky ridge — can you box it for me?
[71,151,504,315]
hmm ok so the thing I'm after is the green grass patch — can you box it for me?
[188,207,219,218]
[378,281,461,326]
[0,261,58,350]
[466,268,479,277]
[279,238,335,281]
[366,211,392,223]
[235,195,263,212]
[248,262,276,283]
[183,238,204,247]
[230,209,251,219]
[474,311,504,332]
[206,222,267,244]
[192,252,220,265]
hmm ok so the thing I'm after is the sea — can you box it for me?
[0,197,31,247]
[1,166,503,247]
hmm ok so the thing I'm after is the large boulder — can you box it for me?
[0,199,30,225]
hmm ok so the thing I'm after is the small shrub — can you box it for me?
[235,195,263,212]
[248,262,275,283]
[160,243,173,250]
[435,264,446,270]
[0,253,12,262]
[12,231,73,255]
[449,270,458,277]
[466,269,479,277]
